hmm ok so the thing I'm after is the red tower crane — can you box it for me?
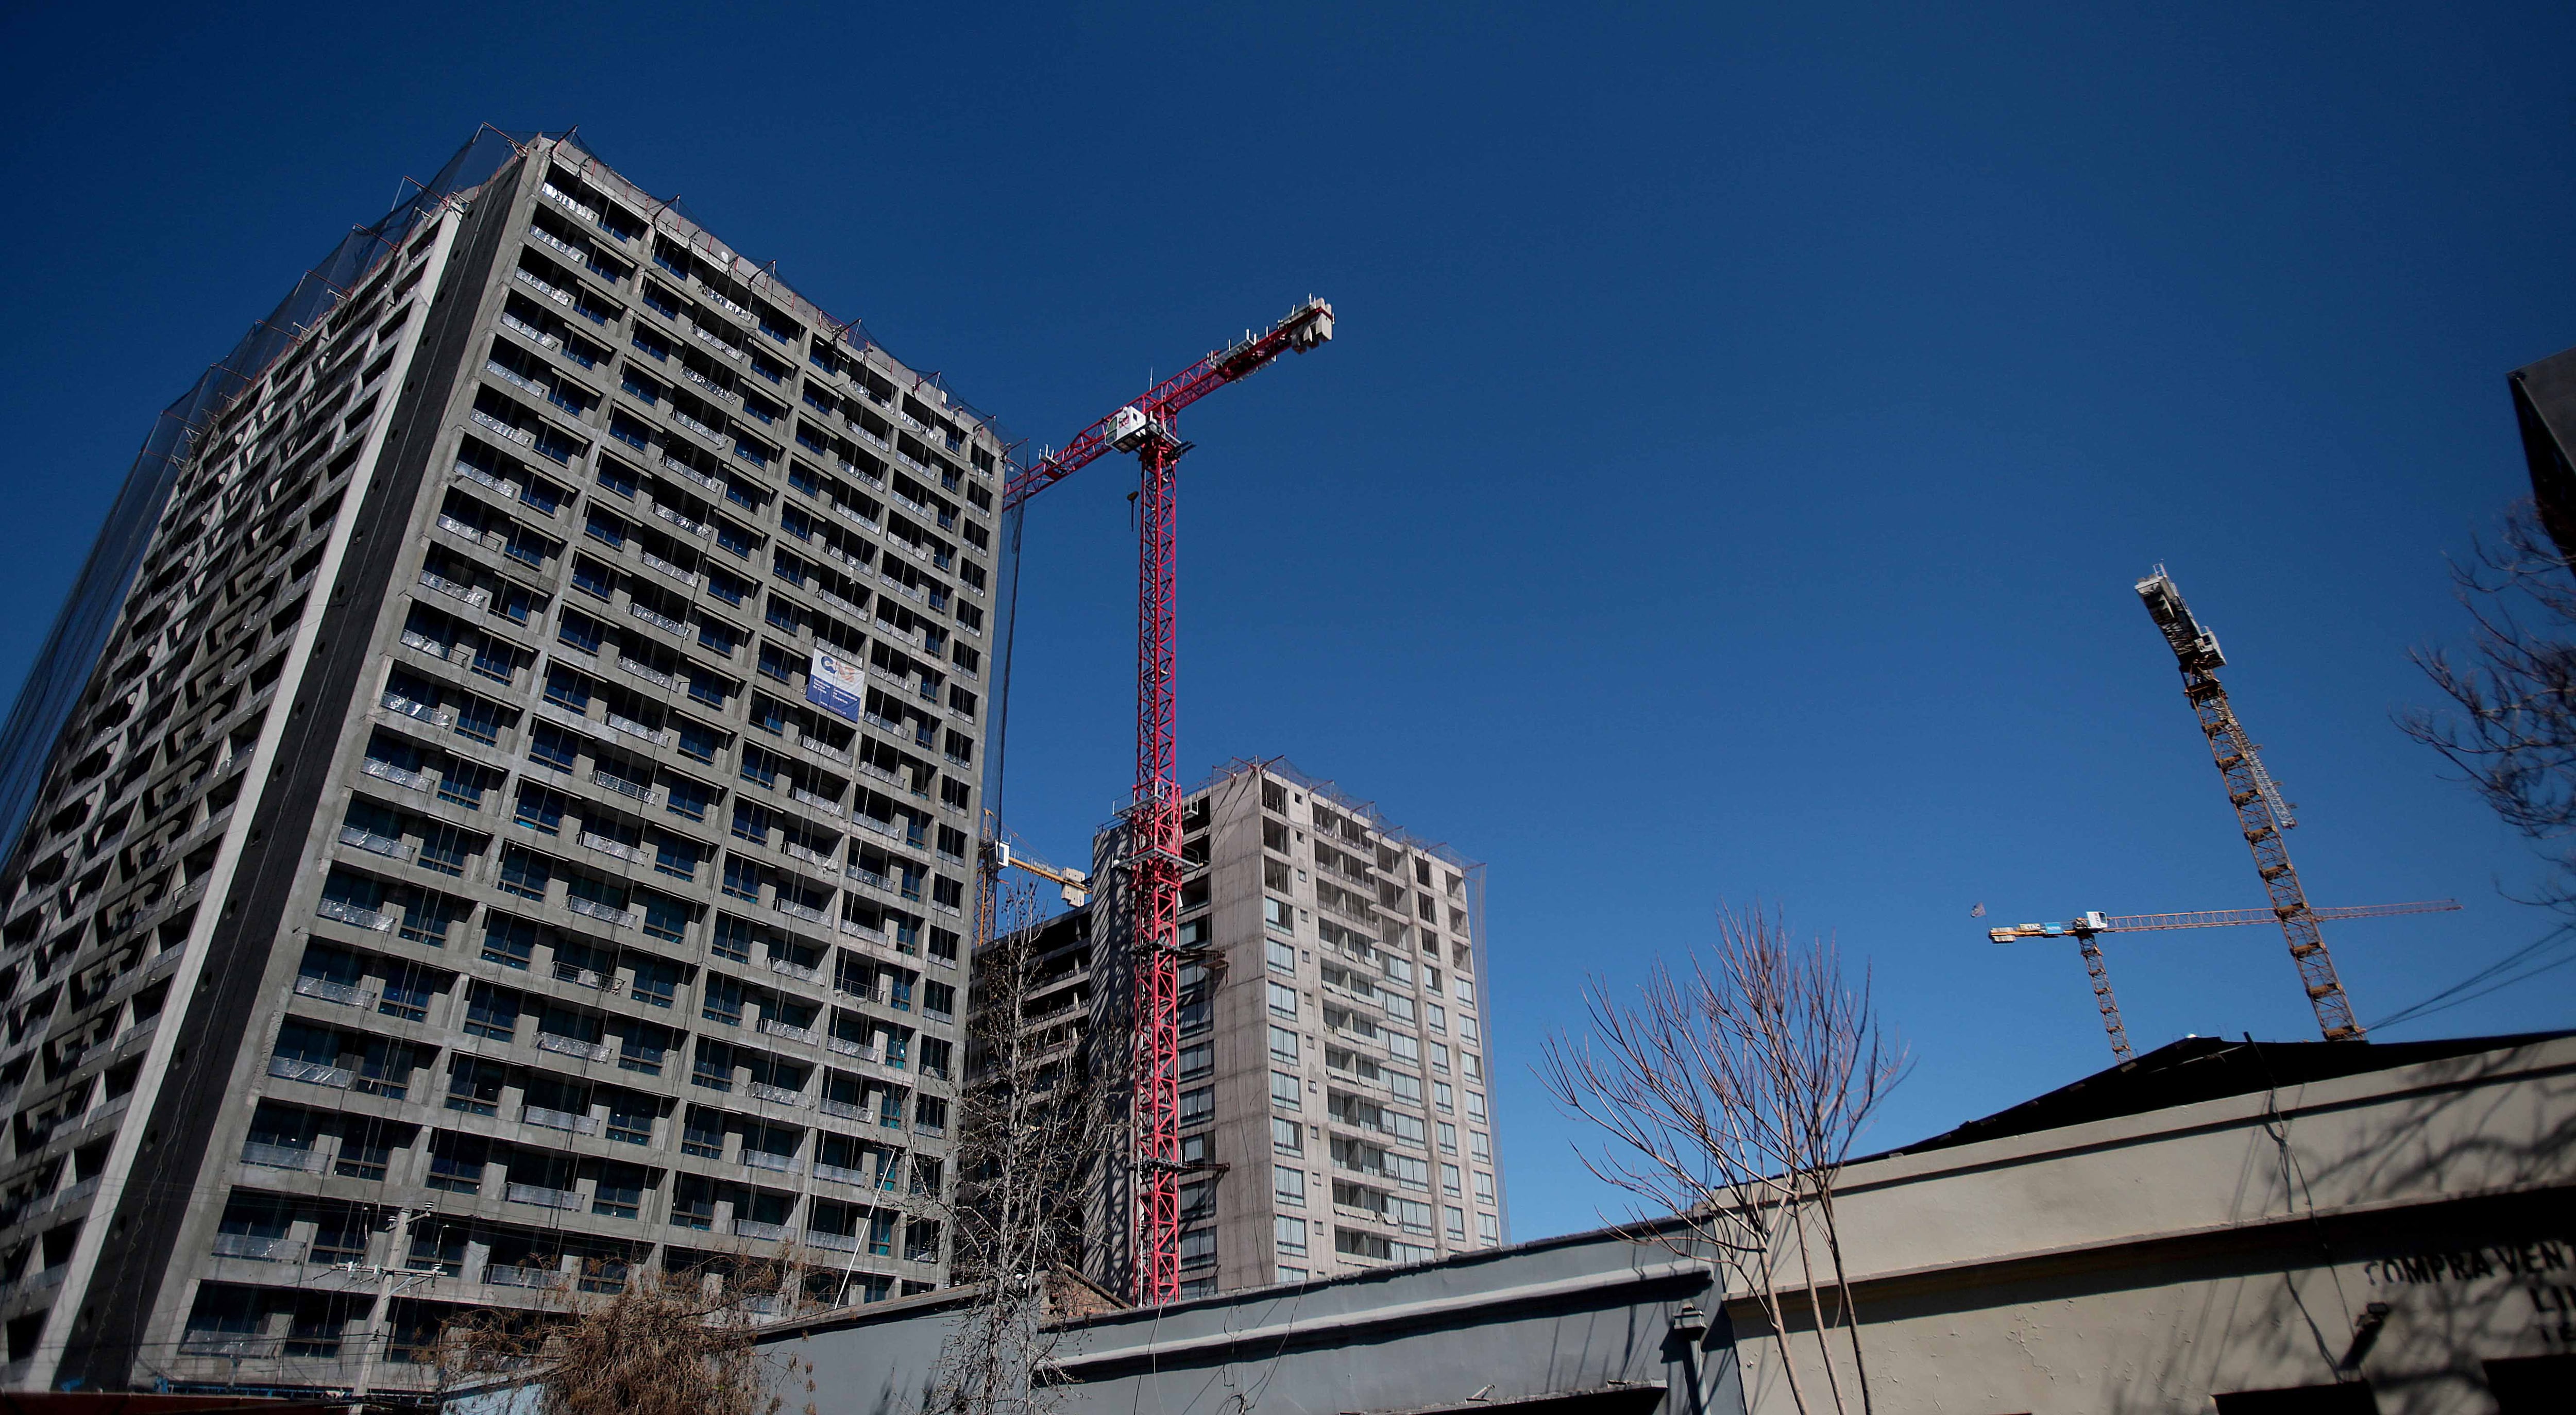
[994,298,1334,1304]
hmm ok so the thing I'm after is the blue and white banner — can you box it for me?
[807,648,865,722]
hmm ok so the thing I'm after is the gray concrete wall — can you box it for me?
[737,1032,2575,1415]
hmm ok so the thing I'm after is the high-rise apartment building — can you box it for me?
[993,759,1506,1300]
[0,132,1006,1394]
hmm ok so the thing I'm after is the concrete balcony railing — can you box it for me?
[747,1082,806,1109]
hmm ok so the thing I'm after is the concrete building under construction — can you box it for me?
[0,130,1007,1395]
[980,759,1506,1300]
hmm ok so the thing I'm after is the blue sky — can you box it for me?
[3,2,2573,1242]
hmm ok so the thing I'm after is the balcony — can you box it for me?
[670,411,725,447]
[268,1056,353,1088]
[315,898,394,932]
[589,771,659,806]
[337,826,410,862]
[360,757,433,791]
[605,712,669,747]
[772,898,828,927]
[629,601,689,636]
[640,551,699,587]
[485,1262,568,1290]
[239,1140,328,1173]
[521,1102,602,1134]
[535,1033,615,1066]
[758,1017,818,1046]
[471,408,535,448]
[211,1233,306,1263]
[805,1228,861,1253]
[767,955,822,984]
[811,1161,870,1187]
[789,787,844,818]
[826,1036,878,1063]
[505,1182,583,1211]
[564,895,638,929]
[501,311,567,354]
[580,831,642,864]
[617,657,677,691]
[419,571,492,611]
[748,1081,806,1108]
[742,1150,799,1175]
[293,975,373,1008]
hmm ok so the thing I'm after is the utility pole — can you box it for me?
[348,1205,419,1402]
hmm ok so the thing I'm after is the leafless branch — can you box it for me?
[1540,904,1907,1415]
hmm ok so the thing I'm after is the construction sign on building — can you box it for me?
[809,647,865,721]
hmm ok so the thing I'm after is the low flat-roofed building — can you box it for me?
[744,1029,2576,1415]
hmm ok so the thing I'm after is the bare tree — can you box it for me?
[928,876,1100,1415]
[1540,905,1906,1415]
[2402,500,2576,911]
[436,1248,814,1415]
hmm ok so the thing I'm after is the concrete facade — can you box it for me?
[0,132,1007,1395]
[980,759,1505,1302]
[753,1030,2576,1415]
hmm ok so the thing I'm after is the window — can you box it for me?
[1477,1213,1499,1243]
[1275,1165,1306,1207]
[1466,1090,1487,1120]
[1263,897,1294,933]
[1270,1071,1302,1111]
[1474,1171,1496,1203]
[1274,1215,1308,1257]
[1438,1122,1458,1154]
[1427,1002,1446,1033]
[1178,1227,1216,1269]
[1268,1025,1299,1064]
[1456,978,1476,1004]
[1267,938,1296,973]
[1267,981,1298,1019]
[1272,1117,1302,1155]
[1446,1206,1467,1239]
[1180,1086,1213,1125]
[1179,1041,1213,1080]
[1470,1130,1490,1161]
[528,724,579,772]
[1442,1163,1462,1196]
[1433,1081,1453,1114]
[483,916,537,969]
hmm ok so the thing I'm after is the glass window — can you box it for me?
[1272,1117,1302,1155]
[1270,1071,1302,1111]
[1446,1206,1466,1239]
[1267,981,1298,1019]
[1274,1215,1308,1257]
[1263,897,1294,933]
[1269,1025,1299,1063]
[1275,1165,1306,1207]
[1267,937,1296,973]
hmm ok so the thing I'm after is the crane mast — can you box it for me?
[2134,566,2364,1040]
[987,298,1333,1304]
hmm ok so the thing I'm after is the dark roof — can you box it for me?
[1882,1030,2575,1158]
[2512,345,2576,560]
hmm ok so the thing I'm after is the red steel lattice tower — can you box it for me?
[998,298,1334,1303]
